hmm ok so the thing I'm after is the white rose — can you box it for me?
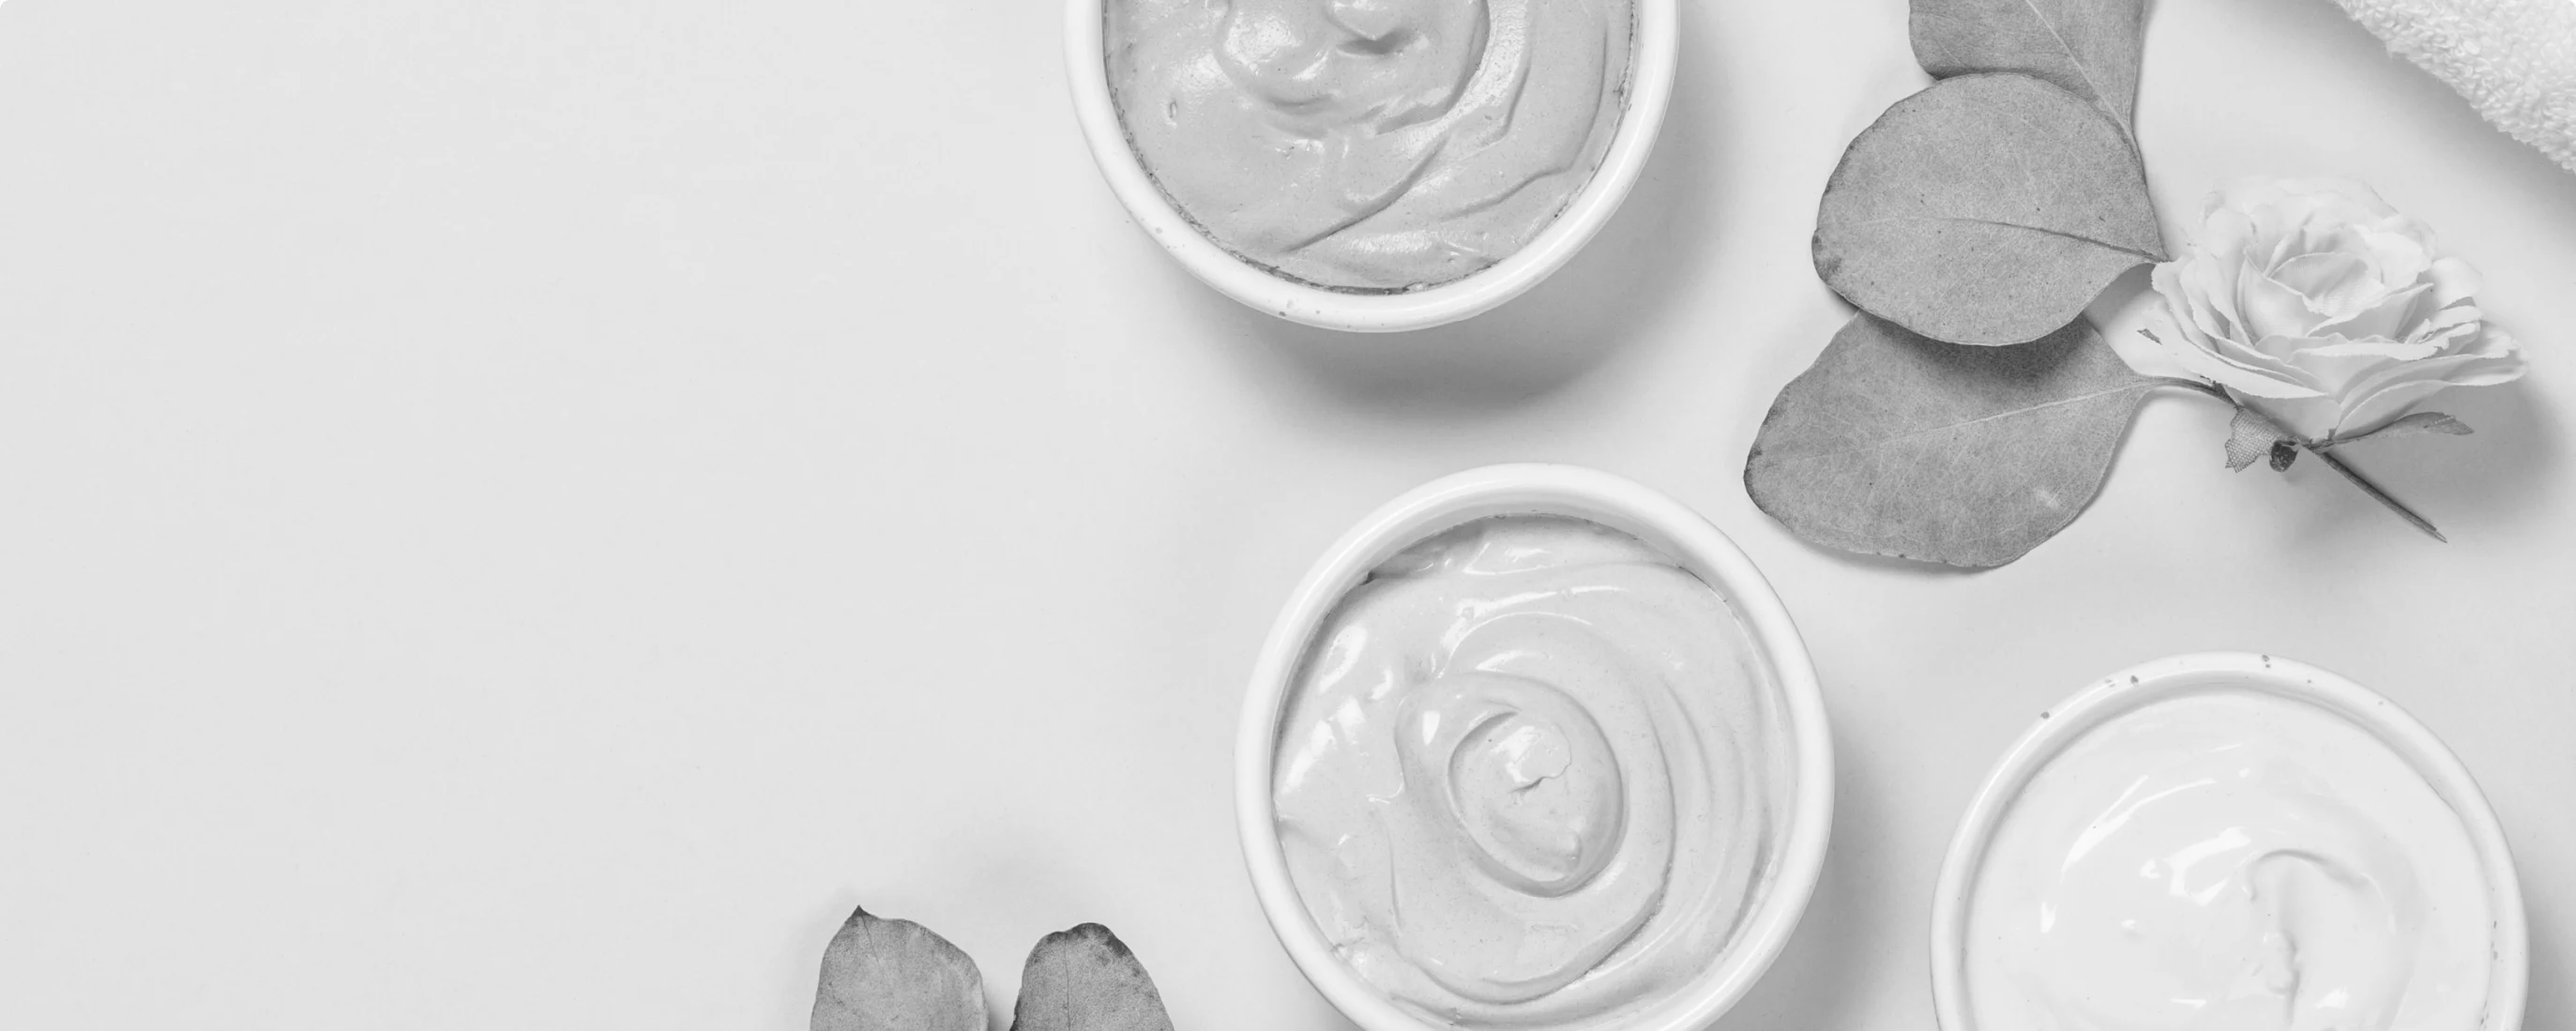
[2138,177,2524,442]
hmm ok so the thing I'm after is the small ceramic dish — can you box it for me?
[1235,463,1833,1031]
[1931,652,2527,1031]
[1063,1,1677,333]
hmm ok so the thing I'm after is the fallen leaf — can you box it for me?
[1912,0,2148,125]
[1744,312,2157,568]
[811,904,987,1031]
[1813,73,2165,346]
[1009,923,1176,1031]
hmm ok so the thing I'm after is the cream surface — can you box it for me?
[1966,690,2494,1031]
[1105,0,1635,291]
[1273,516,1789,1029]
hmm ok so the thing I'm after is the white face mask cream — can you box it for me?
[1950,671,2513,1031]
[1270,515,1794,1029]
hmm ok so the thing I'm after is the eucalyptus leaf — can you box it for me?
[1008,923,1176,1031]
[812,905,987,1031]
[1813,74,2165,346]
[1744,313,2156,568]
[1912,0,2148,125]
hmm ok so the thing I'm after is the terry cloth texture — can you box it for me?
[2332,0,2576,173]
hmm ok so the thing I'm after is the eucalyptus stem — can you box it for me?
[2151,378,2447,542]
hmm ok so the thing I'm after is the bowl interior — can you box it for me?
[1929,653,2528,1031]
[1236,464,1832,1031]
[1064,0,1678,332]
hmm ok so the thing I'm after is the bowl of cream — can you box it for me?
[1237,464,1833,1031]
[1933,653,2527,1031]
[1065,0,1677,332]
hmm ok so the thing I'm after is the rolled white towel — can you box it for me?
[2332,0,2576,173]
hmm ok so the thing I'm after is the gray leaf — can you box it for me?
[2224,406,2287,472]
[1744,313,2155,568]
[1009,924,1175,1031]
[2325,410,2474,447]
[1813,74,2165,346]
[812,905,987,1031]
[1913,0,2148,125]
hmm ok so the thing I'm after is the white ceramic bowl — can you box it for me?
[1235,463,1834,1031]
[1064,1,1677,333]
[1931,652,2528,1031]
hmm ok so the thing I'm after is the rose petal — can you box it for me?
[2186,253,2249,338]
[2296,338,2443,360]
[2458,324,2523,365]
[2164,330,2322,399]
[2292,205,2358,262]
[2428,257,2482,306]
[2409,305,2490,355]
[2202,207,2259,266]
[2358,222,2432,287]
[2165,258,2246,345]
[2182,281,2240,345]
[2417,318,2521,364]
[2270,250,2364,296]
[2120,313,2202,381]
[2206,299,2327,374]
[2332,352,2519,437]
[2288,336,2437,397]
[2245,394,2344,441]
[2264,209,2311,267]
[2343,346,2508,398]
[2330,338,2527,435]
[2196,318,2322,391]
[2241,269,2319,341]
[2318,280,2432,340]
[2326,223,2377,258]
[2330,379,2448,439]
[2271,213,2334,265]
[2274,250,2383,321]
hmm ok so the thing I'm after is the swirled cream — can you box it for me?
[1105,0,1636,291]
[1273,516,1791,1029]
[1965,690,2495,1031]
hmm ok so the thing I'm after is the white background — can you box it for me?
[1,0,2568,1027]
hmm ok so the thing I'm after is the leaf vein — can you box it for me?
[1844,214,2157,258]
[1761,383,2149,463]
[2019,0,2109,107]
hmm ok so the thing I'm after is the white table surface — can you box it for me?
[2,0,2568,1027]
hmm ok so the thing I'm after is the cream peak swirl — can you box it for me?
[1272,516,1789,1029]
[1107,0,1635,290]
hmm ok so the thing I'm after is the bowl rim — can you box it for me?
[1063,0,1679,333]
[1927,652,2529,1031]
[1235,463,1835,1031]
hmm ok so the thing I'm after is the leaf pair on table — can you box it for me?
[1750,0,2159,568]
[814,905,1175,1031]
